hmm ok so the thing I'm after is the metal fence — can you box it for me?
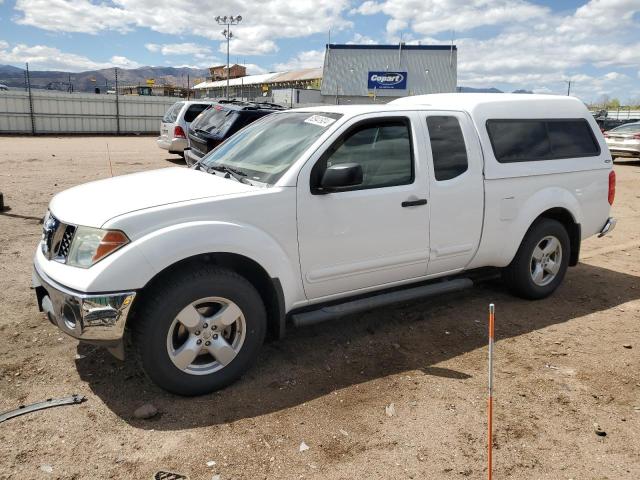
[590,108,640,120]
[0,89,181,134]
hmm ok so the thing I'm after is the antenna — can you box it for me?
[450,29,455,67]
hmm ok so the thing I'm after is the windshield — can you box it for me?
[199,111,342,185]
[194,106,235,133]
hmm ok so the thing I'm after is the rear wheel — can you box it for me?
[132,266,266,396]
[502,218,570,299]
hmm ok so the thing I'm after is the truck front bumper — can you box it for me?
[32,264,136,347]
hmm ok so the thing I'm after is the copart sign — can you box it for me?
[367,71,407,90]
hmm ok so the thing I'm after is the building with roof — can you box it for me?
[322,44,457,103]
[117,84,192,97]
[193,67,322,100]
[192,43,456,105]
[208,64,247,81]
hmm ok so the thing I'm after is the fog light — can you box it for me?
[63,303,78,330]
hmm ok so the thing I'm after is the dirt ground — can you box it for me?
[0,136,638,480]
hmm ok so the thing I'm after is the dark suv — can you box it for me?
[185,100,286,166]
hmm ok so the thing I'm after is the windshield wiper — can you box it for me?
[207,164,249,184]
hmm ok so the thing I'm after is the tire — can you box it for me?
[131,266,266,396]
[502,218,570,300]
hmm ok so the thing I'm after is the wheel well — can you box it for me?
[536,208,581,266]
[132,253,285,341]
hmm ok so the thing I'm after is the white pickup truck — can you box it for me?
[33,94,616,395]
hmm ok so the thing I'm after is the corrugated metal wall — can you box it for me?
[591,109,640,120]
[0,90,181,134]
[321,45,457,98]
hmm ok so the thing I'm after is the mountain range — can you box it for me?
[0,65,209,92]
[0,64,532,95]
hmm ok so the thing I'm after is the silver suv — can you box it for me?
[157,101,214,156]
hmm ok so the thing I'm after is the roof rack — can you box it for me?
[214,99,287,110]
[252,102,287,110]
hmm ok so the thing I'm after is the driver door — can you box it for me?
[296,112,430,300]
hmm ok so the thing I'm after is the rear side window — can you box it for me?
[163,102,184,123]
[426,116,469,181]
[487,119,599,163]
[183,104,210,122]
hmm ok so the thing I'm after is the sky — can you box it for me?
[0,0,639,102]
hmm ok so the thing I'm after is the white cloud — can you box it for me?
[0,41,140,71]
[274,50,325,71]
[109,55,141,69]
[408,0,640,100]
[354,0,548,36]
[557,0,640,37]
[245,63,269,75]
[14,0,353,56]
[220,38,278,56]
[145,42,216,61]
[348,33,377,45]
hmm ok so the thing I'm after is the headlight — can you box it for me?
[67,227,129,268]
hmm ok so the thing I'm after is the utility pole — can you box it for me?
[114,67,120,135]
[215,15,242,100]
[25,62,35,135]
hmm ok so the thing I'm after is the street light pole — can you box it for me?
[216,15,242,101]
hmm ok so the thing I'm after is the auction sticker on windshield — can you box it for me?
[304,115,337,128]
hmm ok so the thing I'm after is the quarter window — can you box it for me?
[184,104,210,122]
[316,119,414,190]
[426,116,469,181]
[162,102,184,123]
[487,119,600,163]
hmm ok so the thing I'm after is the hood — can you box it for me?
[49,167,256,227]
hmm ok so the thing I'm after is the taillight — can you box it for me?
[632,133,640,140]
[608,170,616,205]
[174,125,186,138]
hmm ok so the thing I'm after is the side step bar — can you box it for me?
[291,277,473,327]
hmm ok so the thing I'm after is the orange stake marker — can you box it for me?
[488,303,495,480]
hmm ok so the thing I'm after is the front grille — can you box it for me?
[57,225,76,259]
[42,213,75,263]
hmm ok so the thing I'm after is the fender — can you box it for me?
[468,185,582,269]
[81,221,303,310]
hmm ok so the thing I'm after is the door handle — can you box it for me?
[401,199,428,207]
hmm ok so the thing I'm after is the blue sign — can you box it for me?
[368,71,407,90]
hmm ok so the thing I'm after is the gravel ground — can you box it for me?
[0,136,639,480]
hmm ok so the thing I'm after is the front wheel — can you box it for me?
[132,266,266,396]
[502,218,570,300]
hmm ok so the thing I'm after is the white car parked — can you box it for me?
[33,94,616,395]
[157,100,213,155]
[604,121,640,159]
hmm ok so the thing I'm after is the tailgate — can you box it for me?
[160,122,173,139]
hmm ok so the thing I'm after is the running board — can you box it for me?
[291,278,473,327]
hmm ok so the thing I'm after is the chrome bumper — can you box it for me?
[598,217,617,238]
[32,265,136,343]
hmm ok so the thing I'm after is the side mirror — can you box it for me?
[320,163,363,191]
